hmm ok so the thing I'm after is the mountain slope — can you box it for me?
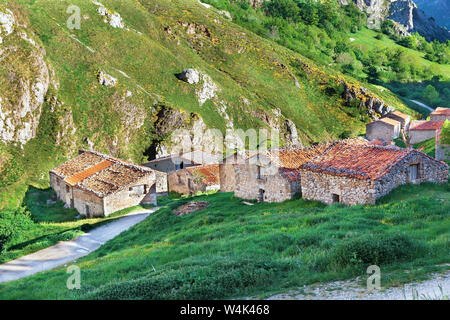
[0,0,414,209]
[414,0,450,29]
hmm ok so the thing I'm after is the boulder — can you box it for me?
[176,68,200,84]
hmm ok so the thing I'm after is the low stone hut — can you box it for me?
[50,150,157,217]
[385,110,410,130]
[168,164,220,195]
[409,120,444,144]
[219,151,257,192]
[366,117,401,142]
[300,142,448,206]
[430,107,450,122]
[234,143,333,203]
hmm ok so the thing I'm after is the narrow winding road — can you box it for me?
[410,99,434,113]
[0,208,157,284]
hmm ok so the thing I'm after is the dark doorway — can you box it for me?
[332,194,340,204]
[258,189,265,203]
[85,204,90,218]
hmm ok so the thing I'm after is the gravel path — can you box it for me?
[266,270,450,300]
[0,209,157,284]
[410,99,434,113]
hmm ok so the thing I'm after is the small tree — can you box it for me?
[401,128,412,149]
[423,84,439,106]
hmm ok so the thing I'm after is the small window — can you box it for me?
[66,185,70,193]
[257,166,262,179]
[332,194,340,204]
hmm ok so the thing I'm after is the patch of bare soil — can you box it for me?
[173,201,209,216]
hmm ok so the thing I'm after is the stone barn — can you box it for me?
[409,120,444,144]
[143,150,221,193]
[168,164,220,195]
[300,142,448,206]
[234,144,332,203]
[50,150,157,217]
[385,110,410,130]
[430,107,450,122]
[366,117,401,142]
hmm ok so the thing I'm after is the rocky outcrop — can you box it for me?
[340,0,450,42]
[0,7,50,145]
[94,2,124,29]
[388,0,450,42]
[97,71,117,87]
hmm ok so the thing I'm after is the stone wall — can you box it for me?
[374,152,448,199]
[219,163,236,192]
[436,144,450,162]
[154,170,168,193]
[300,170,376,206]
[72,187,104,217]
[366,121,400,142]
[168,169,207,195]
[430,114,450,122]
[50,172,73,208]
[409,129,436,144]
[103,174,157,216]
[234,162,301,203]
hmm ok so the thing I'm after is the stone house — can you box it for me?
[366,117,401,142]
[142,150,221,193]
[409,120,444,144]
[50,150,157,217]
[430,107,450,122]
[234,143,333,203]
[168,164,220,195]
[300,142,448,206]
[385,110,410,130]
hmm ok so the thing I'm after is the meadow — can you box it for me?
[0,183,448,299]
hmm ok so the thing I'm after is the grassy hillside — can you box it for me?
[1,183,448,299]
[0,0,417,210]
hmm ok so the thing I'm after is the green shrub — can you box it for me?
[331,233,427,268]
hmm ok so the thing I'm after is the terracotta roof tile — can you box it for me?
[377,117,401,127]
[186,164,220,186]
[301,143,415,181]
[389,110,410,120]
[64,160,114,186]
[409,120,444,131]
[431,107,450,116]
[51,150,154,197]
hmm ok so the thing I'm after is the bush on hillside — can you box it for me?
[330,233,427,269]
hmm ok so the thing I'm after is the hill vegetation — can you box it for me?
[0,184,448,299]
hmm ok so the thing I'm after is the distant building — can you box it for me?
[435,128,450,162]
[142,150,221,193]
[300,142,448,206]
[409,120,444,144]
[50,151,157,217]
[143,150,221,173]
[430,107,450,122]
[384,110,410,130]
[366,117,401,142]
[168,164,220,195]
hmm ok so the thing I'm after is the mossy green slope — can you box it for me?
[0,0,414,208]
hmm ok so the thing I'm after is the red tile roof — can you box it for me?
[51,150,154,197]
[64,160,114,186]
[389,110,410,120]
[431,107,450,116]
[186,164,220,186]
[301,143,416,181]
[409,121,444,131]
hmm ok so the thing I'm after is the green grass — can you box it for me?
[0,0,416,211]
[0,187,149,264]
[351,28,450,80]
[394,138,436,158]
[1,183,448,300]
